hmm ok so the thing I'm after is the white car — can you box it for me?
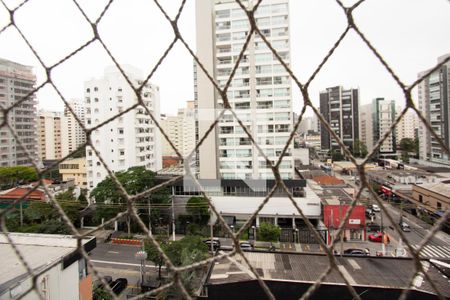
[371,204,381,212]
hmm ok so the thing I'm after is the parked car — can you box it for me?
[343,248,370,256]
[366,222,381,232]
[365,209,375,218]
[371,204,381,212]
[239,242,253,251]
[203,238,221,251]
[103,276,113,285]
[368,232,390,243]
[110,278,128,295]
[400,222,411,232]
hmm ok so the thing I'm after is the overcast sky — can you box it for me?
[0,0,449,116]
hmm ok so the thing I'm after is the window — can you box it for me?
[94,87,98,92]
[419,195,423,203]
[437,202,442,210]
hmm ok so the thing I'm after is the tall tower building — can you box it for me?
[61,99,86,157]
[319,86,359,153]
[195,0,294,180]
[84,66,162,190]
[0,58,38,166]
[37,110,62,160]
[418,54,450,165]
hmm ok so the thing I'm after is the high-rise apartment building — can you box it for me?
[37,110,62,160]
[396,108,417,142]
[0,58,38,166]
[84,66,162,189]
[360,98,396,156]
[418,54,450,165]
[319,86,359,153]
[195,0,294,180]
[161,101,196,158]
[61,99,86,157]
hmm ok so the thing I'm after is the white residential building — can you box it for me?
[0,58,38,167]
[84,66,162,190]
[195,0,294,180]
[161,101,196,158]
[418,54,450,165]
[37,110,62,161]
[61,99,86,157]
[396,108,417,142]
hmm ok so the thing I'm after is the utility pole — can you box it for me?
[339,200,344,257]
[19,201,23,227]
[172,197,176,241]
[147,199,152,235]
[381,209,385,255]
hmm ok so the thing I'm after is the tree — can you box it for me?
[144,235,168,280]
[258,222,281,242]
[0,166,38,189]
[353,139,368,158]
[93,285,112,300]
[329,149,344,161]
[399,138,415,163]
[90,167,170,235]
[55,187,76,202]
[186,197,210,225]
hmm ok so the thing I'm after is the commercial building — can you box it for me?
[160,101,196,158]
[0,58,38,167]
[0,233,95,300]
[61,99,86,157]
[195,0,294,180]
[84,66,162,189]
[319,86,359,153]
[418,53,450,165]
[59,157,87,189]
[37,110,62,161]
[412,181,450,215]
[170,179,321,234]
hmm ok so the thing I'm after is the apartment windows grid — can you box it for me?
[197,0,294,180]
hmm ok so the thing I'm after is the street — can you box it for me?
[335,171,450,259]
[89,243,164,299]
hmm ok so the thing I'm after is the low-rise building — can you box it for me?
[203,252,450,300]
[412,181,450,215]
[0,233,96,300]
[59,158,87,189]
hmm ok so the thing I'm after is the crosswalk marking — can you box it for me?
[412,245,450,259]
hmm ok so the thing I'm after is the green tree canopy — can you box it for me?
[0,166,38,189]
[258,222,281,242]
[90,166,169,204]
[353,139,368,158]
[186,197,210,225]
[399,138,415,152]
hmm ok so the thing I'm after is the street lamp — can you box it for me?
[135,250,148,286]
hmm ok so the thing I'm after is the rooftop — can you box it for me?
[0,233,95,295]
[312,175,345,186]
[414,182,450,198]
[207,252,450,298]
[0,187,45,201]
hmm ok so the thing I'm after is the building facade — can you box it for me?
[61,99,86,158]
[195,0,294,180]
[0,58,38,167]
[37,110,62,161]
[396,108,418,143]
[161,101,196,158]
[59,157,87,189]
[319,86,359,153]
[418,54,450,165]
[84,66,162,190]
